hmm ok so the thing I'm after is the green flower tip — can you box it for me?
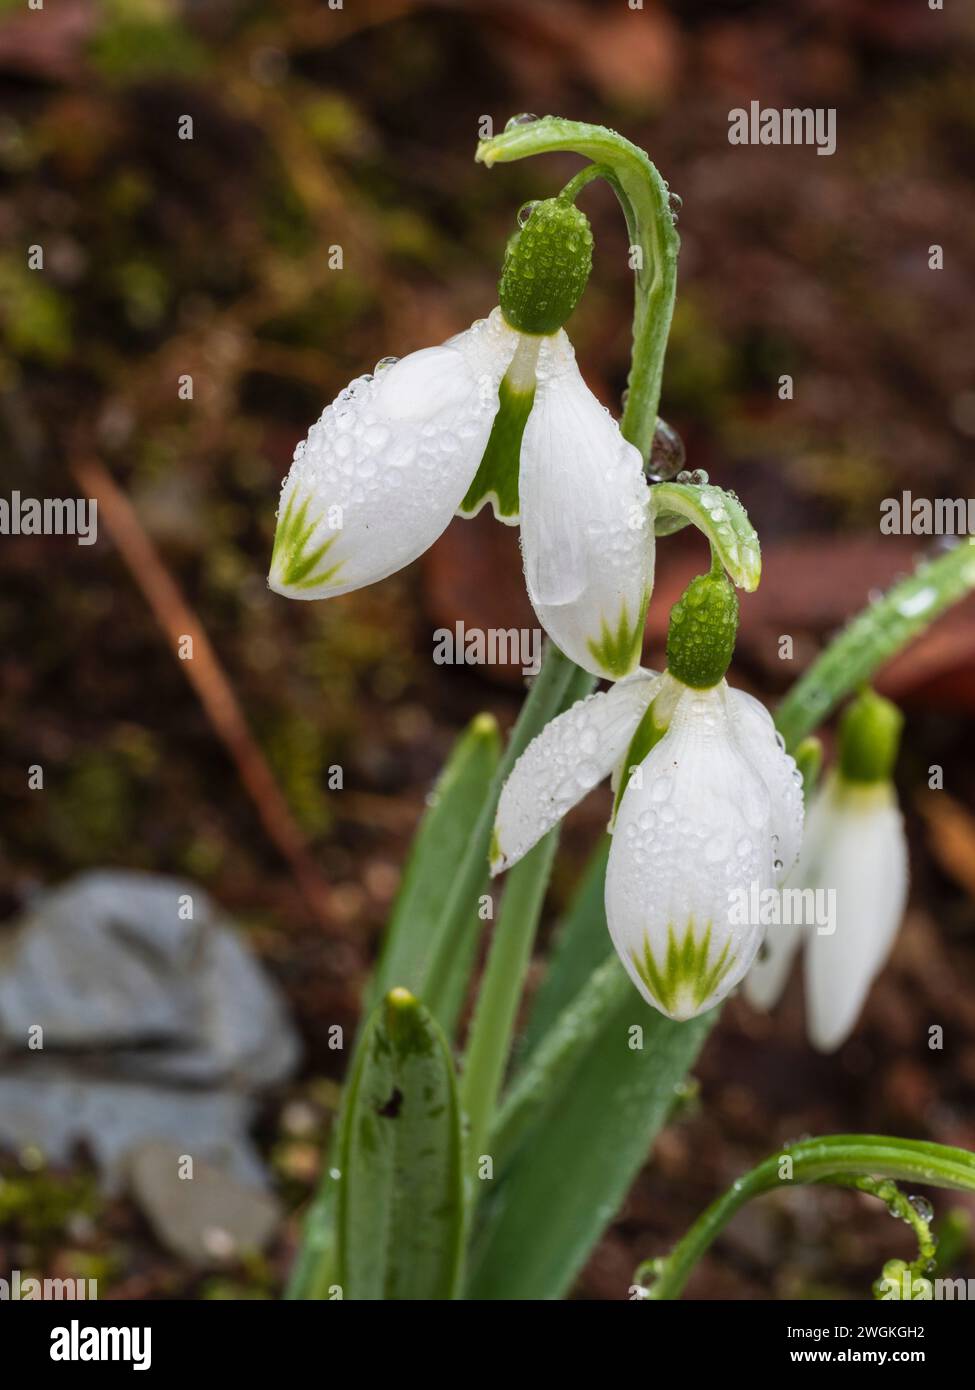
[794,735,823,800]
[666,571,739,689]
[471,712,499,739]
[838,688,903,785]
[384,987,431,1055]
[499,197,593,336]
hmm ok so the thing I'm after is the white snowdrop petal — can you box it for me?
[726,687,804,885]
[491,670,661,874]
[518,342,653,680]
[743,785,831,1010]
[269,309,519,599]
[606,683,774,1020]
[805,778,908,1052]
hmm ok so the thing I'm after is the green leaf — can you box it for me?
[467,937,715,1298]
[336,990,464,1300]
[776,538,975,751]
[364,713,501,1020]
[651,481,761,591]
[460,829,560,1186]
[421,647,595,1036]
[288,647,592,1299]
[492,952,631,1175]
[517,836,612,1060]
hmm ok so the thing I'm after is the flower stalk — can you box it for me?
[639,1136,975,1300]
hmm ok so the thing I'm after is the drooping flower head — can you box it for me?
[746,688,908,1051]
[492,568,804,1020]
[269,192,653,681]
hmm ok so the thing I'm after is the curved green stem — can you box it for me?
[776,538,975,752]
[478,117,679,461]
[651,480,761,590]
[640,1135,975,1300]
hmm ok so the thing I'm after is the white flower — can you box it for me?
[268,308,653,681]
[745,771,908,1052]
[492,670,804,1020]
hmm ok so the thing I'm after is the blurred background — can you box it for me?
[1,0,974,1299]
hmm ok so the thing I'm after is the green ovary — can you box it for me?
[271,491,344,591]
[631,922,734,1018]
[586,590,650,678]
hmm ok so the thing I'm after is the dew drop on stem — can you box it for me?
[646,417,686,481]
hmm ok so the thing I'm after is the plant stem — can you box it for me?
[478,117,679,458]
[643,1135,975,1300]
[422,646,591,1019]
[460,829,560,1177]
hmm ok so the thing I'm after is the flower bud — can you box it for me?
[498,197,593,336]
[838,688,903,785]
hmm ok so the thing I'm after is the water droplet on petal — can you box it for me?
[374,356,400,373]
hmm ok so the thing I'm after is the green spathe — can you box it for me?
[499,197,593,336]
[666,570,739,688]
[838,688,903,785]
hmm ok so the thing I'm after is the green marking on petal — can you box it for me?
[586,589,650,679]
[611,696,668,823]
[489,826,502,866]
[271,490,345,592]
[460,376,535,523]
[631,922,734,1017]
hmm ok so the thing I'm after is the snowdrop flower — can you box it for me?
[492,570,804,1020]
[269,197,653,680]
[746,689,908,1052]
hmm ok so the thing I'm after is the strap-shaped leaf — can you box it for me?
[517,836,611,1060]
[336,990,464,1300]
[365,713,500,1019]
[467,858,715,1300]
[651,481,761,591]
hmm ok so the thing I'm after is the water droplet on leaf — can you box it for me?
[505,113,539,130]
